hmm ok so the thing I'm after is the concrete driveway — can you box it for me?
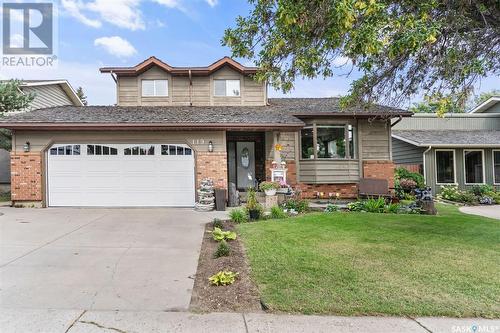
[459,205,500,220]
[0,207,227,312]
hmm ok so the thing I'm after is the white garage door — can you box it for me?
[47,143,195,207]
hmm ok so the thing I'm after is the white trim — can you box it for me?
[469,96,500,113]
[493,149,500,185]
[463,149,486,185]
[391,134,500,148]
[422,146,432,186]
[434,149,457,185]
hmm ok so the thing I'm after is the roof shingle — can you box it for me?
[393,130,500,146]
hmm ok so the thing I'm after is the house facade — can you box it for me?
[392,97,500,194]
[0,80,83,191]
[1,57,410,207]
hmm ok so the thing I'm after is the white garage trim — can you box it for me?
[46,143,195,207]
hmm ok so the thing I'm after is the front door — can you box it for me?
[236,142,255,190]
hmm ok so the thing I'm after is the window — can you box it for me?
[435,150,455,184]
[214,79,240,97]
[141,80,168,97]
[87,145,118,156]
[494,150,500,184]
[161,145,192,156]
[464,150,484,184]
[300,124,355,159]
[50,145,81,156]
[124,145,155,156]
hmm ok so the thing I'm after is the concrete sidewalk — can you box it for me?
[1,309,499,333]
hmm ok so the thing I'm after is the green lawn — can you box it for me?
[237,204,500,317]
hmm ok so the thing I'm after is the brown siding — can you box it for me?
[359,119,391,160]
[116,65,265,106]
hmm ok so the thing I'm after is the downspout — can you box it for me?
[189,69,193,106]
[422,146,432,185]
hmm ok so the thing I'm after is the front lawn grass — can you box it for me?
[237,204,500,317]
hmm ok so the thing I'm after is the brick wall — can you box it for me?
[395,163,423,175]
[363,160,395,188]
[196,151,228,189]
[10,152,43,202]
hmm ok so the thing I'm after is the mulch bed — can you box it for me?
[190,220,262,313]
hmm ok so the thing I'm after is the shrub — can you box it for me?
[246,188,264,220]
[458,191,477,204]
[208,270,239,286]
[283,198,309,213]
[229,208,248,224]
[439,185,462,201]
[211,227,237,242]
[399,179,417,192]
[469,184,494,197]
[270,205,288,219]
[259,181,280,191]
[384,203,401,214]
[395,167,425,188]
[347,201,364,212]
[214,240,230,258]
[324,204,339,213]
[362,197,386,213]
[212,218,223,229]
[485,191,500,204]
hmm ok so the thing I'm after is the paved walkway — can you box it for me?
[459,205,500,220]
[1,309,499,333]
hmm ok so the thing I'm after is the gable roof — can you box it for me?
[16,80,84,106]
[392,130,500,147]
[99,56,259,76]
[0,98,410,130]
[469,96,500,113]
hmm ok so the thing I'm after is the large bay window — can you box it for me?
[464,150,484,184]
[435,150,455,184]
[300,124,355,159]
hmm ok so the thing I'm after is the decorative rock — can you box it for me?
[195,178,215,211]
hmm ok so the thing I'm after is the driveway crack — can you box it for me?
[64,310,86,333]
[408,317,433,333]
[78,320,129,333]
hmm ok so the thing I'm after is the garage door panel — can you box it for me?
[48,143,196,207]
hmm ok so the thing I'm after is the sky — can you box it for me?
[1,0,499,107]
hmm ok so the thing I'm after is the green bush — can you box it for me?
[439,185,462,201]
[283,198,309,213]
[362,197,386,213]
[324,204,339,213]
[395,167,425,188]
[212,218,223,229]
[384,203,401,214]
[347,201,364,212]
[259,181,280,191]
[214,240,230,258]
[469,184,494,196]
[210,227,237,242]
[270,205,288,219]
[229,208,248,223]
[485,191,500,204]
[208,270,238,286]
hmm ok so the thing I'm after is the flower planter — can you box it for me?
[264,189,277,196]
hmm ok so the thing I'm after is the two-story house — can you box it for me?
[0,57,410,207]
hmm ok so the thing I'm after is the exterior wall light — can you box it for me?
[208,141,214,153]
[23,141,30,152]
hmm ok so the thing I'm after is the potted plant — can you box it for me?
[259,181,279,196]
[246,188,262,220]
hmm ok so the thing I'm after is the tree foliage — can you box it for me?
[76,86,88,106]
[0,80,34,115]
[223,0,500,112]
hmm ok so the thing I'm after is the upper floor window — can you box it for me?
[214,79,240,97]
[301,124,355,159]
[142,80,168,97]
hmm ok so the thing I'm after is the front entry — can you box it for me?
[227,132,265,191]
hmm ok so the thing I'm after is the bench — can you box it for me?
[358,178,393,198]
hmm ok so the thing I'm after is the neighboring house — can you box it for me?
[0,56,410,207]
[392,96,500,194]
[0,80,83,190]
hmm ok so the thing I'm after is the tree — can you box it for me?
[0,80,34,151]
[472,89,500,106]
[76,86,88,106]
[410,95,462,114]
[223,1,500,115]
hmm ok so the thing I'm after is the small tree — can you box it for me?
[0,80,34,151]
[76,86,88,106]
